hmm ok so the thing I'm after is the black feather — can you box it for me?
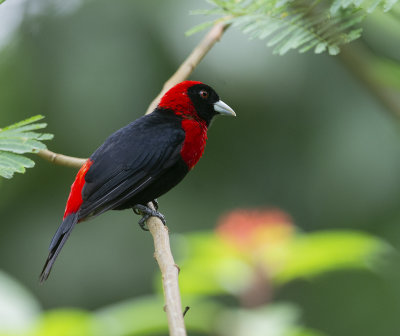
[40,110,188,281]
[39,213,78,283]
[39,82,228,281]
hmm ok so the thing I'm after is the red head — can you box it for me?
[158,80,236,125]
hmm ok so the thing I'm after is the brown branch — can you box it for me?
[141,20,229,335]
[146,202,186,336]
[338,42,400,119]
[37,149,86,168]
[36,21,230,336]
[145,19,230,115]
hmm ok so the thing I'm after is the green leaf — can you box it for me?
[186,21,215,36]
[175,233,254,296]
[315,42,327,53]
[2,115,45,131]
[190,0,399,54]
[33,310,94,336]
[0,115,53,179]
[95,295,222,335]
[176,229,389,296]
[328,45,341,55]
[0,152,35,175]
[330,0,398,14]
[95,296,168,336]
[0,167,14,179]
[216,304,326,336]
[0,138,47,154]
[384,0,398,11]
[288,327,327,336]
[274,230,391,284]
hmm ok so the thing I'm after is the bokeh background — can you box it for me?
[1,0,400,335]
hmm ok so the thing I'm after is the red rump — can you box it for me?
[63,159,93,219]
[158,81,202,117]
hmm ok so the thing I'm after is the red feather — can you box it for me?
[159,80,208,169]
[40,80,235,282]
[63,159,93,219]
[180,119,208,169]
[158,80,202,118]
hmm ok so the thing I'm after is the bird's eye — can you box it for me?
[199,90,209,100]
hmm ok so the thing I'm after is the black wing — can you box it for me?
[78,112,185,220]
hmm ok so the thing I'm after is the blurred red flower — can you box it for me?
[216,208,294,253]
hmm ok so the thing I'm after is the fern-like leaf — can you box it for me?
[190,0,398,55]
[0,115,54,179]
[330,0,397,13]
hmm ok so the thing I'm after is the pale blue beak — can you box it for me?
[213,100,236,117]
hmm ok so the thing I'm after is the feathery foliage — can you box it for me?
[189,0,399,55]
[0,115,53,179]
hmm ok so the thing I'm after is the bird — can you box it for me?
[40,80,235,282]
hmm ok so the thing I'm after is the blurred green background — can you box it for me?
[1,0,400,335]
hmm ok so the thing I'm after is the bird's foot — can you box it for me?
[132,204,166,231]
[152,199,159,211]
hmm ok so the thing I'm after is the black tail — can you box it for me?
[39,213,78,283]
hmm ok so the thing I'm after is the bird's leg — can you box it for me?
[152,199,159,210]
[132,204,166,231]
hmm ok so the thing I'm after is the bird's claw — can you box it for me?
[138,215,150,231]
[132,204,166,231]
[152,199,159,210]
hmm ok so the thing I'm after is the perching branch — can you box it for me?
[37,149,86,168]
[36,21,229,336]
[146,203,186,336]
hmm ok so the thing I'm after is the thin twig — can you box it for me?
[35,21,230,336]
[145,19,230,115]
[37,149,86,168]
[183,306,190,317]
[146,202,186,336]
